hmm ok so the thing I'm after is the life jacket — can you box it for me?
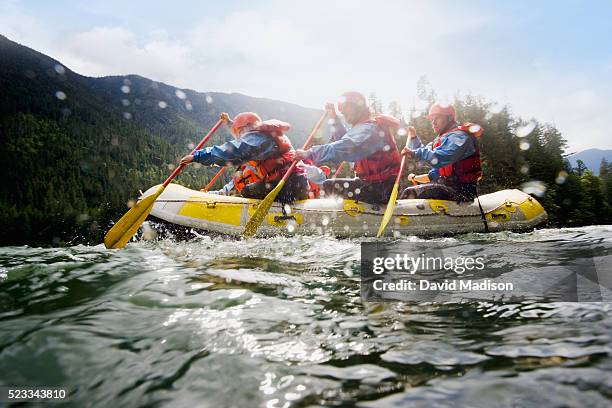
[233,161,264,192]
[232,120,299,191]
[433,122,483,184]
[353,114,402,183]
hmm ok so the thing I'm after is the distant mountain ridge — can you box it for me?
[567,149,612,175]
[0,34,322,245]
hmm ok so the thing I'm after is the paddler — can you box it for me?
[180,112,309,202]
[294,91,410,204]
[399,103,483,202]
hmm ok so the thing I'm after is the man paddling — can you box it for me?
[180,112,309,202]
[399,103,483,202]
[294,92,413,204]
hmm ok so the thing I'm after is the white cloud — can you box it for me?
[53,27,193,86]
[0,0,610,151]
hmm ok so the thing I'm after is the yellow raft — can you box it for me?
[140,183,547,237]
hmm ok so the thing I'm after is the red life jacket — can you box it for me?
[433,122,483,183]
[232,120,299,191]
[353,114,402,183]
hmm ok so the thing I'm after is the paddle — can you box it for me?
[376,129,415,238]
[242,112,327,237]
[104,112,230,249]
[201,166,227,192]
[333,161,346,178]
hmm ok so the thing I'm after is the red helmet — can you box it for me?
[231,112,262,136]
[427,103,456,120]
[319,165,331,177]
[337,91,367,114]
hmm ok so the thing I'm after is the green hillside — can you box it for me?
[0,35,321,245]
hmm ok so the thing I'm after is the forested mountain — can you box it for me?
[567,149,612,175]
[0,35,320,245]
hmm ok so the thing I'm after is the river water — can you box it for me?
[1,226,611,407]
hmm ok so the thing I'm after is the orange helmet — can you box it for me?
[337,91,367,114]
[427,104,456,120]
[231,112,262,136]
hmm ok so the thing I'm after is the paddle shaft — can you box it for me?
[375,132,415,237]
[163,115,228,188]
[241,111,327,237]
[278,112,328,185]
[202,166,227,192]
[333,162,346,178]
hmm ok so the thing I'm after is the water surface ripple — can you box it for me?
[0,226,611,407]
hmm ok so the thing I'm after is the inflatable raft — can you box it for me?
[140,183,547,237]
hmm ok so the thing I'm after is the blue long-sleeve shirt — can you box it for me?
[410,129,477,180]
[192,131,279,166]
[304,118,389,165]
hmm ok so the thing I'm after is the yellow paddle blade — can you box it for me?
[242,179,287,237]
[376,183,400,238]
[103,185,165,249]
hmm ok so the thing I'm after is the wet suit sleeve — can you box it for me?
[304,123,387,166]
[192,132,278,166]
[413,131,475,169]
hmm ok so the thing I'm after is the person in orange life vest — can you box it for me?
[294,92,404,204]
[180,112,309,202]
[399,103,483,202]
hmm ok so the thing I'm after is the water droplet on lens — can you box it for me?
[284,204,292,215]
[397,128,407,136]
[185,101,193,111]
[556,170,568,184]
[343,182,349,188]
[521,180,547,197]
[187,142,195,149]
[175,89,186,100]
[158,101,167,109]
[123,112,132,120]
[468,124,481,133]
[489,103,503,114]
[55,91,66,100]
[205,95,213,104]
[54,64,66,75]
[520,164,529,174]
[520,141,530,150]
[431,157,439,165]
[322,216,330,226]
[121,98,130,106]
[516,121,536,138]
[121,85,130,94]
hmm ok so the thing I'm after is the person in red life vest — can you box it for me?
[399,103,483,202]
[294,92,405,204]
[180,112,309,202]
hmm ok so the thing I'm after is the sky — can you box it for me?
[1,0,611,152]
